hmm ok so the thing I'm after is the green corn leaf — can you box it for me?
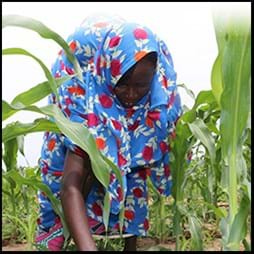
[3,213,28,235]
[177,83,195,100]
[181,90,217,123]
[2,14,82,81]
[170,122,193,201]
[11,75,73,106]
[211,54,223,107]
[2,101,119,192]
[4,169,70,241]
[188,215,203,251]
[103,191,110,234]
[3,75,73,121]
[227,195,250,250]
[188,118,216,164]
[188,119,216,203]
[2,47,59,102]
[204,202,227,219]
[16,135,25,157]
[2,174,17,189]
[2,118,60,143]
[2,138,18,171]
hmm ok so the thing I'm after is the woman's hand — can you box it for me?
[60,149,98,251]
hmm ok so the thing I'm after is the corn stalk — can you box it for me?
[211,8,251,250]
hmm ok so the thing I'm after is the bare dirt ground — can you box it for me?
[2,234,250,251]
[2,243,30,251]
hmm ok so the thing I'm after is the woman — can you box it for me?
[35,14,182,251]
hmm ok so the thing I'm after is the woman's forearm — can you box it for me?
[61,187,97,251]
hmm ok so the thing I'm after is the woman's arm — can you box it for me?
[60,149,97,251]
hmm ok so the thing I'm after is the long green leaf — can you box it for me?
[103,192,110,234]
[227,195,250,250]
[170,122,192,201]
[2,14,82,81]
[181,90,217,123]
[2,47,59,102]
[188,118,216,164]
[16,135,25,157]
[3,75,72,121]
[177,83,195,100]
[170,121,193,250]
[2,138,18,171]
[211,54,223,107]
[11,75,73,106]
[188,215,203,251]
[2,101,113,189]
[2,118,60,143]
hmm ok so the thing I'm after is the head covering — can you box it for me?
[50,14,182,218]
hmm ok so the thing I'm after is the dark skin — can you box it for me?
[60,52,157,251]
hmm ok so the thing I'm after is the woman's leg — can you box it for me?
[124,235,137,251]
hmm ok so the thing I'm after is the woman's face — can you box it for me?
[114,55,156,108]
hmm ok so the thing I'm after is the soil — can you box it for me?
[2,243,30,251]
[2,234,250,251]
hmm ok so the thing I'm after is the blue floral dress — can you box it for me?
[35,14,182,250]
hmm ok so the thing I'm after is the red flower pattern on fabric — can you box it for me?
[87,113,99,127]
[109,36,121,48]
[65,97,73,106]
[117,186,123,201]
[124,210,135,220]
[142,146,153,161]
[69,41,77,52]
[128,120,140,131]
[48,139,56,151]
[162,75,168,88]
[110,172,116,183]
[65,66,75,75]
[159,141,168,154]
[92,203,103,216]
[53,171,63,177]
[42,165,48,175]
[144,218,149,231]
[99,94,113,108]
[138,168,147,180]
[112,119,122,130]
[164,165,170,177]
[68,86,85,96]
[168,92,176,107]
[133,187,143,198]
[96,56,101,75]
[111,59,121,77]
[133,28,148,40]
[118,152,127,167]
[147,111,161,121]
[96,137,106,150]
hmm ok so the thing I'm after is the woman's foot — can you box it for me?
[123,236,137,251]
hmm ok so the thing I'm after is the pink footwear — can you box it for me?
[35,222,65,251]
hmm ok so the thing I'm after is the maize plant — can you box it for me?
[169,7,250,251]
